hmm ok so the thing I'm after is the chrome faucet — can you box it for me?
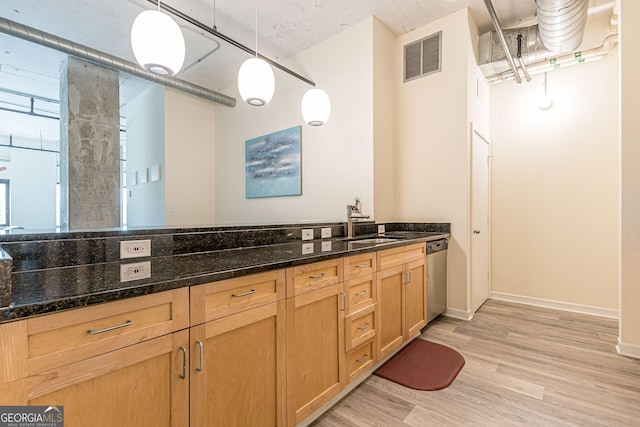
[346,204,369,239]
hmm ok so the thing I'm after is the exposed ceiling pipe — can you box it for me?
[536,0,589,53]
[0,17,236,108]
[487,34,618,83]
[482,0,523,84]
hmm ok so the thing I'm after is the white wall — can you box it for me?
[125,85,166,227]
[373,18,397,222]
[215,17,375,225]
[0,136,57,230]
[395,9,477,314]
[490,19,619,311]
[619,0,640,353]
[164,88,216,226]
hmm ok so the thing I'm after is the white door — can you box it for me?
[471,127,491,313]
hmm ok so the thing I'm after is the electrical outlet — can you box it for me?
[378,225,386,234]
[302,229,314,241]
[120,261,151,282]
[321,241,332,252]
[321,227,332,238]
[120,240,151,259]
[302,242,314,254]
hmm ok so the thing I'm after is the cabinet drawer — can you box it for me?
[25,288,189,374]
[345,304,376,351]
[190,269,286,325]
[344,252,376,280]
[345,275,376,315]
[286,259,343,297]
[377,243,426,271]
[347,339,375,383]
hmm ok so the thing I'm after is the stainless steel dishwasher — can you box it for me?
[426,239,448,323]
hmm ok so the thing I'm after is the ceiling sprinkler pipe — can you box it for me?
[536,0,589,53]
[0,16,236,107]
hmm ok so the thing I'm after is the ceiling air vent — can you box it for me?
[404,31,442,83]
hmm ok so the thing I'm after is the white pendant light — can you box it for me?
[301,88,331,126]
[131,2,185,76]
[238,57,275,106]
[301,0,331,126]
[237,0,274,106]
[538,72,554,111]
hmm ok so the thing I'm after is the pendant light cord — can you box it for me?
[313,0,318,79]
[213,0,217,31]
[254,0,258,57]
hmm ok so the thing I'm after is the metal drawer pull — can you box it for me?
[341,292,346,311]
[196,340,204,372]
[356,354,369,363]
[356,263,369,268]
[357,322,371,331]
[309,273,326,279]
[355,290,369,297]
[179,347,187,379]
[232,289,257,298]
[87,320,132,335]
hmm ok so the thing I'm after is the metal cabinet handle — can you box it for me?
[87,320,132,335]
[196,340,204,372]
[356,263,369,268]
[231,289,256,298]
[355,290,368,297]
[403,270,409,285]
[357,322,371,331]
[473,229,481,234]
[356,354,369,363]
[340,292,346,311]
[310,273,326,279]
[408,269,412,284]
[179,346,187,379]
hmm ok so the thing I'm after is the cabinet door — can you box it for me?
[376,265,405,360]
[404,257,427,338]
[190,302,286,427]
[286,283,345,427]
[0,326,189,427]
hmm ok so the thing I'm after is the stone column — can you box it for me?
[60,57,121,229]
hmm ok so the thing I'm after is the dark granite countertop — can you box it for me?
[0,232,449,322]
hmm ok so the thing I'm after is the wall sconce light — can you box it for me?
[538,72,553,111]
[300,0,331,126]
[131,1,185,76]
[237,0,275,106]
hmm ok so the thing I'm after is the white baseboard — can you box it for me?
[617,338,640,359]
[491,292,619,319]
[444,307,474,321]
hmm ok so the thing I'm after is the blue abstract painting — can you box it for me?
[245,126,302,198]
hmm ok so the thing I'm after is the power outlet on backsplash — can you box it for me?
[120,261,151,282]
[301,229,314,241]
[378,225,385,234]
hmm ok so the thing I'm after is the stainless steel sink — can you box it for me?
[345,237,404,245]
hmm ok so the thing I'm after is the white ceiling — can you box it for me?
[0,0,611,142]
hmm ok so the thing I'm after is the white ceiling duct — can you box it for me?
[536,0,589,53]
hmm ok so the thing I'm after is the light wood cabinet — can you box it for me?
[189,270,287,426]
[286,283,345,427]
[0,289,191,427]
[190,302,286,427]
[376,244,427,359]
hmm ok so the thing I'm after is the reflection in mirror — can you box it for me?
[0,31,157,232]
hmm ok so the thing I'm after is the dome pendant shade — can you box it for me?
[301,88,331,126]
[131,10,185,76]
[238,57,275,106]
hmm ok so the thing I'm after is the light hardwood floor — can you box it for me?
[311,300,640,426]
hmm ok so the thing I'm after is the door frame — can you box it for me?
[469,122,492,313]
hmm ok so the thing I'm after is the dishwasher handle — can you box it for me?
[427,239,448,254]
